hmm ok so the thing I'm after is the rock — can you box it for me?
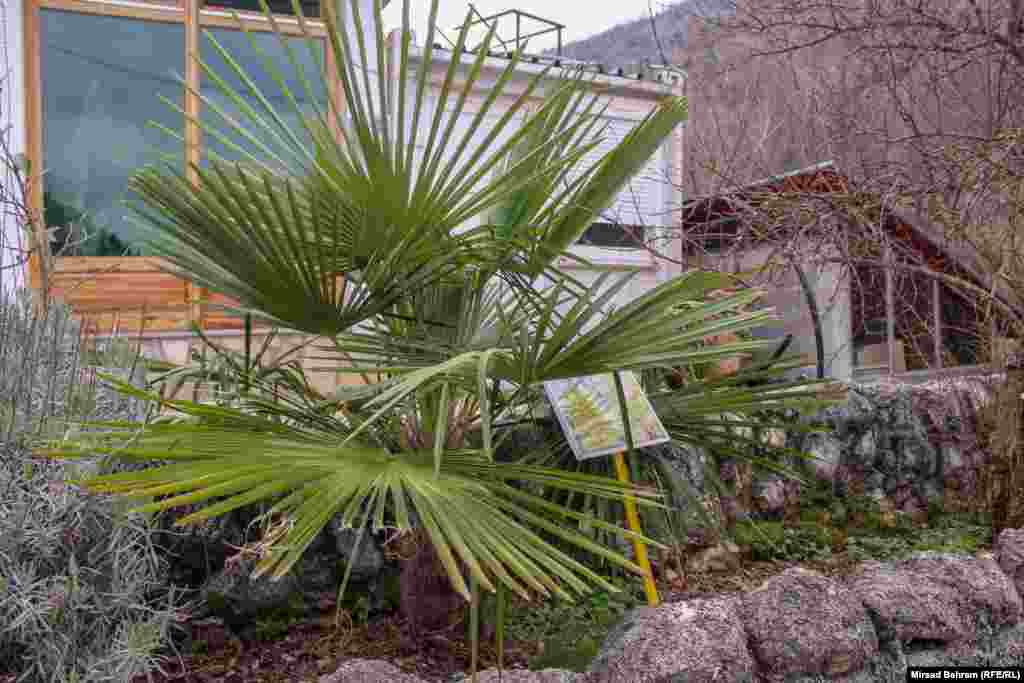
[201,556,299,622]
[638,441,714,542]
[588,597,758,683]
[942,442,965,470]
[154,508,247,590]
[874,448,899,475]
[330,524,385,582]
[751,476,788,518]
[863,471,885,493]
[719,494,749,527]
[686,541,741,573]
[455,668,583,683]
[853,429,878,461]
[319,659,427,683]
[848,552,1023,649]
[200,552,338,625]
[187,616,230,652]
[901,499,928,524]
[996,529,1024,599]
[641,440,708,495]
[493,421,558,463]
[891,484,913,507]
[902,438,938,476]
[740,567,879,681]
[803,432,843,482]
[761,427,787,449]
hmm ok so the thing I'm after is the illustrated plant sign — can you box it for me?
[543,371,670,461]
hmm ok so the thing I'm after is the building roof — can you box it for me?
[677,162,1024,323]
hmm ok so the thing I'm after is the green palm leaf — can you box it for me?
[41,377,662,602]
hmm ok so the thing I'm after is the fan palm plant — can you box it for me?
[37,0,844,664]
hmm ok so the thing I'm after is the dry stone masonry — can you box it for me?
[704,375,1003,529]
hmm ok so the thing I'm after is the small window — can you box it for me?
[577,222,642,249]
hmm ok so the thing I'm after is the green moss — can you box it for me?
[377,570,402,611]
[733,520,785,547]
[252,617,290,642]
[910,532,982,555]
[204,591,229,615]
[731,519,835,562]
[529,635,601,672]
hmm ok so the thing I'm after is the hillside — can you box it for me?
[550,0,730,68]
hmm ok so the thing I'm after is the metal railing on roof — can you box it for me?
[452,6,566,55]
[432,6,683,85]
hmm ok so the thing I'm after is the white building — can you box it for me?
[1,0,685,392]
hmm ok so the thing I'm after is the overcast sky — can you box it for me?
[380,0,654,53]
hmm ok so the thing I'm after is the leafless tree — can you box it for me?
[608,0,1024,377]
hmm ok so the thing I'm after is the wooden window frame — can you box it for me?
[24,0,339,329]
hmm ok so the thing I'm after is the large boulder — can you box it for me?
[997,529,1024,599]
[847,552,1023,651]
[200,552,338,627]
[588,596,758,683]
[319,659,427,683]
[739,567,879,681]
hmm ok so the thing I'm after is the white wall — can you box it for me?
[1,0,27,295]
[724,243,854,381]
[399,43,681,319]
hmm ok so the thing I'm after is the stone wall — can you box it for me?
[660,373,1006,537]
[588,534,1024,683]
[320,530,1024,682]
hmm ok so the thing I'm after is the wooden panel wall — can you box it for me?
[50,257,197,334]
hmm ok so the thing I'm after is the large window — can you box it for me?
[200,28,327,166]
[41,10,185,256]
[34,1,328,258]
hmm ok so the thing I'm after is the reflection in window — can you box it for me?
[41,10,185,256]
[202,0,320,17]
[200,29,326,170]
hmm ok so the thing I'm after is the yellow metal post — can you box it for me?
[613,451,659,607]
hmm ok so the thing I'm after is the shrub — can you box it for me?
[0,292,188,681]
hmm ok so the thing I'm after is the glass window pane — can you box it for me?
[203,0,320,18]
[200,29,327,166]
[40,10,185,257]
